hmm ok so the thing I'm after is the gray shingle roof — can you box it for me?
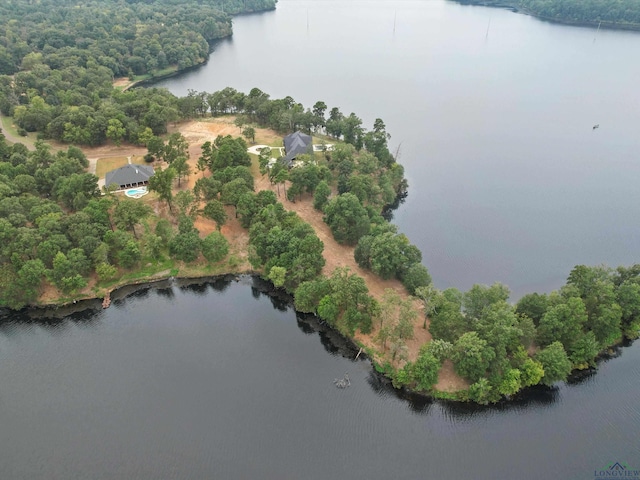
[105,164,155,188]
[283,131,312,166]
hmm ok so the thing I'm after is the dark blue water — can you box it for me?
[0,280,638,479]
[2,2,639,478]
[157,0,640,299]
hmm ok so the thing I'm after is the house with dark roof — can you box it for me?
[281,131,312,167]
[105,164,155,190]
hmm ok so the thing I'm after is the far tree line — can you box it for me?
[457,0,640,28]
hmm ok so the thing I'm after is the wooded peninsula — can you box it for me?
[457,0,640,30]
[1,0,639,404]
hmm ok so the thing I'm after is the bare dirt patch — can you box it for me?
[253,174,442,368]
[74,117,466,393]
[112,77,134,90]
[436,360,470,392]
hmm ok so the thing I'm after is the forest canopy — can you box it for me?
[456,0,640,28]
[0,0,277,77]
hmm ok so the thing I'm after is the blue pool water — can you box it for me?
[125,187,148,197]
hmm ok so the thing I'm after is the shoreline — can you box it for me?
[455,0,640,32]
[13,270,631,408]
[119,5,278,92]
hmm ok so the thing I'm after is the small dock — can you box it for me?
[102,292,111,309]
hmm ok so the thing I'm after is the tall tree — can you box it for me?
[203,199,227,230]
[323,193,370,245]
[113,200,152,239]
[148,166,176,211]
[535,341,572,386]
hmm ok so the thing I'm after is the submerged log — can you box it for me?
[333,373,351,389]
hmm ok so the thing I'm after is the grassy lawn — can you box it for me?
[0,115,38,148]
[95,156,130,178]
[132,66,180,83]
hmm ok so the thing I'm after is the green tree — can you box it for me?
[468,378,494,405]
[428,289,468,343]
[520,358,545,387]
[415,285,438,329]
[144,233,164,261]
[96,262,118,281]
[164,132,189,165]
[410,346,441,391]
[113,200,152,239]
[106,118,126,146]
[268,266,287,288]
[569,331,599,367]
[10,259,47,308]
[424,338,453,362]
[536,341,572,386]
[401,263,432,295]
[272,164,289,197]
[294,278,332,313]
[463,283,511,320]
[313,180,331,211]
[617,281,640,338]
[118,240,141,269]
[201,231,229,263]
[258,147,272,176]
[242,126,256,143]
[221,178,251,217]
[147,136,165,159]
[175,190,196,218]
[194,177,222,202]
[172,156,191,187]
[365,232,421,280]
[451,331,496,382]
[516,292,550,325]
[169,231,201,263]
[155,218,173,246]
[497,368,522,397]
[537,297,588,350]
[317,294,340,325]
[323,193,370,245]
[203,199,227,230]
[148,166,176,211]
[50,251,87,293]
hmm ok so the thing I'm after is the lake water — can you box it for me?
[1,280,638,479]
[2,2,639,479]
[157,0,640,299]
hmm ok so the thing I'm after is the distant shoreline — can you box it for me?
[454,0,640,32]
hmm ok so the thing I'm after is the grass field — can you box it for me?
[95,157,130,178]
[95,155,146,178]
[0,115,38,149]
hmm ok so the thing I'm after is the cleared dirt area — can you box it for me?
[79,117,466,393]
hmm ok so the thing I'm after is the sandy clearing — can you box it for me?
[78,117,466,393]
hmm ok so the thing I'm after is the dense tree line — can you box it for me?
[521,0,640,26]
[0,0,276,77]
[392,265,640,403]
[294,268,379,336]
[0,0,275,145]
[0,132,234,309]
[456,0,640,28]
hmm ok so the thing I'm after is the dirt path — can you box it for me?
[0,112,36,150]
[180,119,467,392]
[250,155,468,391]
[77,117,467,393]
[251,172,465,391]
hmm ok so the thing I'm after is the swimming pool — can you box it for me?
[125,187,149,198]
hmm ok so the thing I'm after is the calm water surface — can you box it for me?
[2,2,639,479]
[0,281,638,479]
[157,0,640,299]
